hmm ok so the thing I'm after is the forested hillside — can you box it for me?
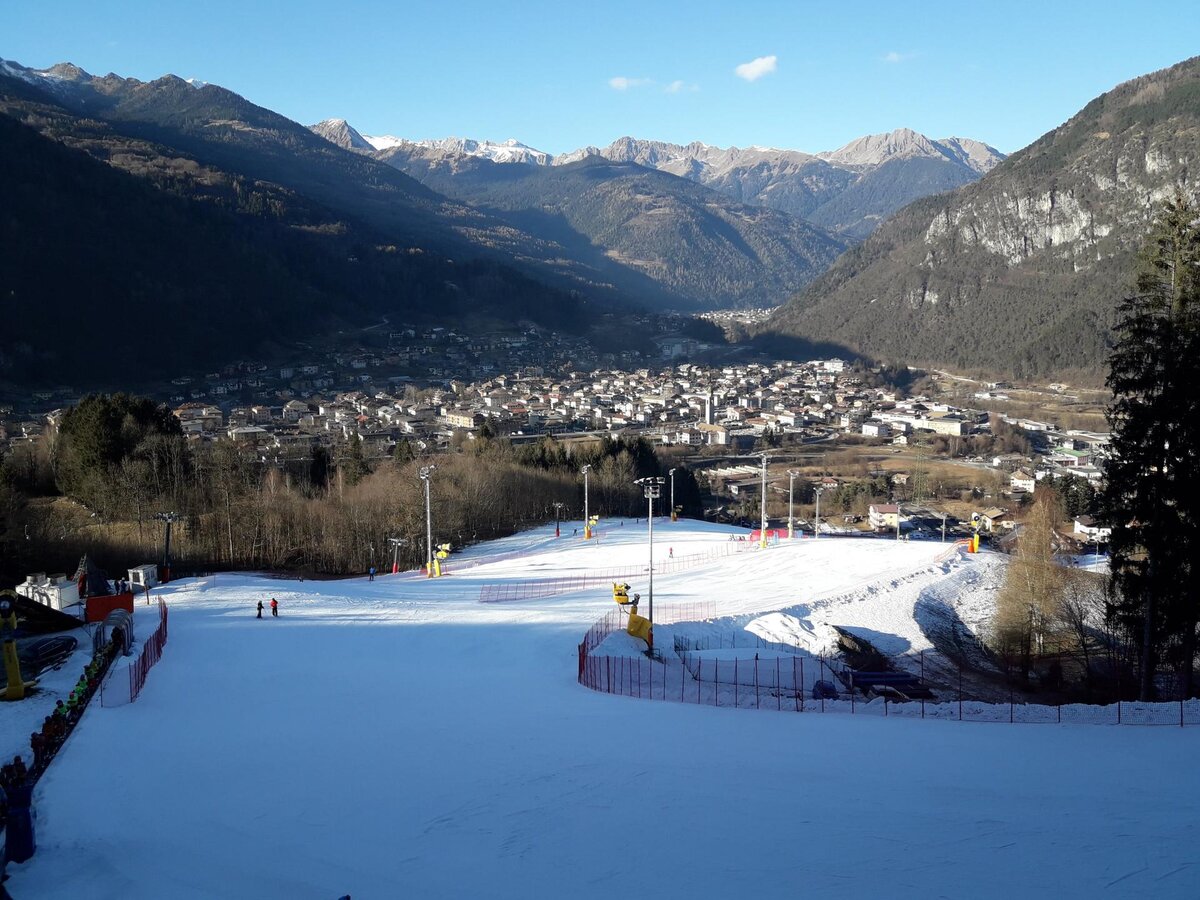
[0,67,604,387]
[376,149,846,309]
[763,56,1200,379]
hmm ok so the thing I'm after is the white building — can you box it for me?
[15,573,81,612]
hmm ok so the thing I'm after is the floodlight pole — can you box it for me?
[759,452,769,548]
[635,476,665,629]
[787,470,798,540]
[581,464,591,539]
[553,502,564,538]
[419,465,436,577]
[669,467,677,521]
[814,485,826,540]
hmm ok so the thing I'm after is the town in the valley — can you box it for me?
[0,327,1113,552]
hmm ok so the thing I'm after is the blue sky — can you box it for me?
[3,1,1199,155]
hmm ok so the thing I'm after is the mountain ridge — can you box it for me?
[312,123,1005,240]
[760,55,1200,379]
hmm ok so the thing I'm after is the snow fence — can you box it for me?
[100,597,169,707]
[578,608,1200,727]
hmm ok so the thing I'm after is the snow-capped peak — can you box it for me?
[308,118,375,151]
[365,135,552,165]
[0,58,92,86]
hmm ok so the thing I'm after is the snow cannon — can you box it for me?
[2,590,38,701]
[614,585,653,649]
[429,542,451,577]
[626,609,653,647]
[585,514,599,540]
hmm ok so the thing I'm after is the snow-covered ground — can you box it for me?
[8,520,1199,898]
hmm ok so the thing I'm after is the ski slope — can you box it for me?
[8,520,1199,899]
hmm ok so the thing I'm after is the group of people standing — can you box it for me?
[255,598,279,619]
[2,638,119,887]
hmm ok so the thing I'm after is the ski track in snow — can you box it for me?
[7,519,1199,899]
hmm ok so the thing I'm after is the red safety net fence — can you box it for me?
[578,608,1200,726]
[101,598,169,706]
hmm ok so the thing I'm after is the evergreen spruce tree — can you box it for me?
[1102,193,1200,699]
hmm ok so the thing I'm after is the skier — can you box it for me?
[256,600,264,619]
[270,598,278,618]
[669,547,674,558]
[369,566,376,582]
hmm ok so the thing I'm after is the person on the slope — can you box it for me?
[256,600,264,619]
[369,566,375,582]
[270,597,278,617]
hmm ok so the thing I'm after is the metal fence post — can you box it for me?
[820,657,825,712]
[777,658,782,710]
[734,658,739,708]
[958,666,963,721]
[795,657,801,712]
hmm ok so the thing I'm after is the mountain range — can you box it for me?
[5,49,1191,387]
[311,122,1006,241]
[763,55,1200,379]
[0,54,1002,382]
[0,58,608,385]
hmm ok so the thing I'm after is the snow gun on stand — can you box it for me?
[430,543,452,577]
[613,582,653,650]
[968,514,982,553]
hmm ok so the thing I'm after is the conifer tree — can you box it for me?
[1102,193,1200,699]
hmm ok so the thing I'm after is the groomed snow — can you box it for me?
[8,520,1199,898]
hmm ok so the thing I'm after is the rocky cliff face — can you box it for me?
[764,56,1200,378]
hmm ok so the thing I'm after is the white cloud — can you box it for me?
[734,55,777,82]
[882,51,914,64]
[609,76,652,91]
[665,80,699,94]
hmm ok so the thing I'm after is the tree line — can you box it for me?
[0,397,702,584]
